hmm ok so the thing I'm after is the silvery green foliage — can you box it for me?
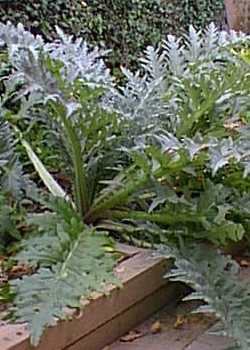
[0,111,26,198]
[160,243,250,350]
[47,26,112,86]
[107,48,167,127]
[109,23,249,130]
[108,46,167,126]
[0,22,44,57]
[11,199,118,346]
[1,22,247,133]
[155,128,250,178]
[165,24,247,70]
[0,22,112,108]
[0,22,125,215]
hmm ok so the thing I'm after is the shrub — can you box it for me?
[2,21,250,349]
[111,24,250,349]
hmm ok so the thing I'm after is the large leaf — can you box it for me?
[161,243,250,350]
[11,226,119,346]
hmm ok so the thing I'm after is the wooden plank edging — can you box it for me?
[0,246,184,350]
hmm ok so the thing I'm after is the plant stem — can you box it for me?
[111,209,205,225]
[85,163,178,223]
[53,104,89,218]
[85,174,150,223]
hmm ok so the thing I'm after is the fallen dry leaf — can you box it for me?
[150,320,162,334]
[234,256,250,267]
[120,330,144,342]
[174,315,187,329]
[8,264,33,279]
[239,259,250,267]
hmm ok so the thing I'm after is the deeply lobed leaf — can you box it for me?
[160,243,250,350]
[11,200,119,346]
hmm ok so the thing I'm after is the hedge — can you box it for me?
[0,0,225,71]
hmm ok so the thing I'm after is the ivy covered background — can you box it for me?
[0,0,225,71]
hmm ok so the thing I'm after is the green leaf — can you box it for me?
[21,139,69,200]
[11,199,119,346]
[11,229,119,346]
[161,243,250,350]
[0,116,25,199]
[0,283,14,304]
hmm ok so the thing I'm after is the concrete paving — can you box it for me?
[108,265,250,350]
[107,302,232,350]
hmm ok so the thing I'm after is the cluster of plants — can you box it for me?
[0,0,225,71]
[2,21,250,350]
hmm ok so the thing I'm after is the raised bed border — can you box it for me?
[0,244,185,350]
